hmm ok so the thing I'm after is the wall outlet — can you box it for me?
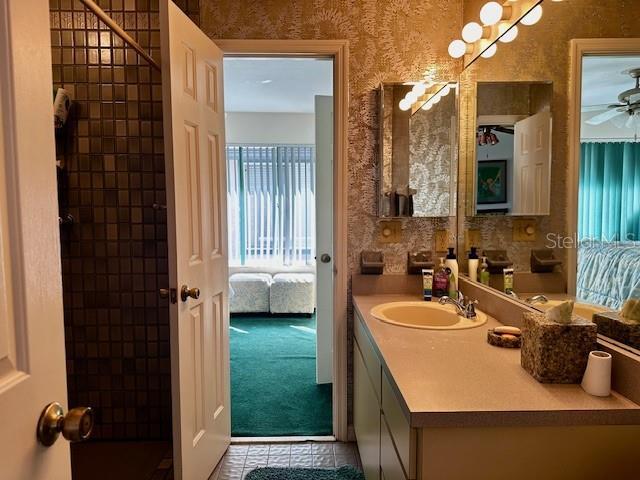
[435,230,449,252]
[513,218,537,242]
[379,220,402,243]
[465,229,481,253]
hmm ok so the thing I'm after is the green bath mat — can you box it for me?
[245,466,364,480]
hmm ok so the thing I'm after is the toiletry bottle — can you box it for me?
[479,256,490,286]
[434,257,449,298]
[503,267,514,295]
[422,269,434,301]
[445,247,459,298]
[468,246,479,283]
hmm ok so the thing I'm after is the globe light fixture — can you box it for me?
[481,43,498,58]
[462,22,483,43]
[480,2,504,26]
[521,4,543,26]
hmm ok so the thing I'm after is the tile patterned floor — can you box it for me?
[210,442,362,480]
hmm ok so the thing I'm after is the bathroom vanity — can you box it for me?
[352,292,640,480]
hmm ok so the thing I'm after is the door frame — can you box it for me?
[214,39,349,441]
[567,38,640,295]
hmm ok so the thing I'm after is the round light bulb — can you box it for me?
[481,43,497,58]
[520,5,543,26]
[431,94,442,105]
[421,100,433,111]
[480,2,503,26]
[461,22,483,43]
[498,24,518,43]
[399,99,411,111]
[448,39,468,59]
[440,84,451,96]
[412,83,427,96]
[405,91,418,103]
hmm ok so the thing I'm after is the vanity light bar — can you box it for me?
[420,83,457,112]
[448,0,545,60]
[398,81,458,111]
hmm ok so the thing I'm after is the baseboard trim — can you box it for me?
[231,435,337,444]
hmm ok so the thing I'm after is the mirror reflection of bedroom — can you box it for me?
[577,55,640,319]
[223,57,334,438]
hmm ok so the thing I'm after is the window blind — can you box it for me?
[226,145,316,266]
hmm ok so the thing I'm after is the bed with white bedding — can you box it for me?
[577,241,640,309]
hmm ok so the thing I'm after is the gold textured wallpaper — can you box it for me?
[457,0,640,273]
[201,0,462,278]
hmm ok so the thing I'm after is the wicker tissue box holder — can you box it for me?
[593,311,640,350]
[521,311,597,383]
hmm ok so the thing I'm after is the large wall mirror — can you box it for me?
[474,81,552,216]
[454,1,640,354]
[379,82,458,218]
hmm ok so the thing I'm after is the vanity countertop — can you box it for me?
[353,293,640,428]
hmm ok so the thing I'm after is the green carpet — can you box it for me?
[246,467,363,480]
[230,314,332,436]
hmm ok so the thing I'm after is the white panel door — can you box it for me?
[513,110,552,215]
[315,95,334,385]
[160,2,230,479]
[0,1,70,479]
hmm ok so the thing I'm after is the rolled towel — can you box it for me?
[545,300,574,325]
[621,298,640,323]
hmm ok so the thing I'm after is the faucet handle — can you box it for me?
[465,298,478,318]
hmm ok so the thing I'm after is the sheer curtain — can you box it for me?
[227,145,316,266]
[579,142,640,241]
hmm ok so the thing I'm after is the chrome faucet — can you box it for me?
[526,294,549,305]
[439,292,478,319]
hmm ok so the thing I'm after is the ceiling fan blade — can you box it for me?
[586,109,627,125]
[582,104,616,112]
[626,114,636,129]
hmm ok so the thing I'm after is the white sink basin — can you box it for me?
[370,301,488,330]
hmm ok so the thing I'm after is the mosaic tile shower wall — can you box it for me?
[50,0,198,440]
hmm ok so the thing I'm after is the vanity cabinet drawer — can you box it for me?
[382,370,416,479]
[355,310,382,401]
[380,414,408,480]
[354,340,381,480]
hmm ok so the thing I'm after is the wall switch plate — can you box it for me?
[379,220,402,243]
[513,218,537,241]
[435,230,449,252]
[465,229,481,253]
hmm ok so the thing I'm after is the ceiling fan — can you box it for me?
[586,67,640,127]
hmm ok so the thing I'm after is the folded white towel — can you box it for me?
[621,298,640,323]
[545,300,574,325]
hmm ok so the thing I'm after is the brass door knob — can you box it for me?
[37,402,94,447]
[181,285,200,302]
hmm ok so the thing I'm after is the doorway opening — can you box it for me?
[223,56,335,438]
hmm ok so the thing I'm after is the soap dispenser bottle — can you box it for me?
[445,247,459,298]
[479,256,490,286]
[468,246,479,283]
[434,257,449,298]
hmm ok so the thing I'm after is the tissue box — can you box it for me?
[593,311,640,350]
[521,311,597,383]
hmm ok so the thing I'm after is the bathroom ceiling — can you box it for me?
[223,57,333,113]
[581,55,640,109]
